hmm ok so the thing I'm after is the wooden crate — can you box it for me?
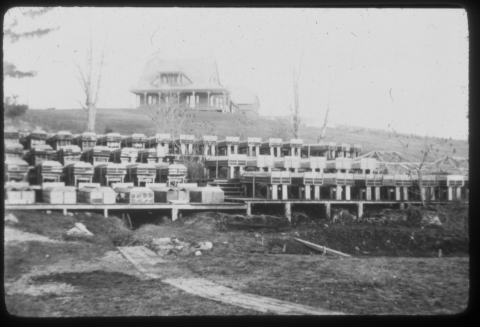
[326,158,352,170]
[437,175,463,187]
[300,157,326,170]
[323,173,355,186]
[43,186,77,204]
[188,186,224,203]
[291,172,323,185]
[351,158,377,171]
[114,187,154,204]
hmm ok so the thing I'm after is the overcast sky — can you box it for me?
[4,7,468,140]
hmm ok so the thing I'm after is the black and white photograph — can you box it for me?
[4,6,469,316]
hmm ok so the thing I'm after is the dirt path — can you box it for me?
[5,227,64,244]
[117,246,344,315]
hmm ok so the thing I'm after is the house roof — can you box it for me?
[131,56,227,93]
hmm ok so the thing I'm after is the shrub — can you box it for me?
[4,96,28,120]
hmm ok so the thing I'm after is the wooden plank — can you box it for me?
[164,277,344,315]
[294,238,351,257]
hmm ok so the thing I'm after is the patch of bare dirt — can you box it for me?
[5,227,65,244]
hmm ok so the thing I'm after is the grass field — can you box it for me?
[11,108,468,158]
[5,208,469,316]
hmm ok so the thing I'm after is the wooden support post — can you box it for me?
[336,186,342,200]
[282,184,288,200]
[188,144,193,155]
[63,208,67,216]
[456,187,461,200]
[234,145,238,155]
[216,161,219,178]
[403,187,409,201]
[255,146,260,156]
[366,187,372,201]
[314,185,320,200]
[252,176,256,198]
[246,202,252,216]
[430,187,435,201]
[270,185,278,200]
[374,187,380,201]
[248,146,253,156]
[400,203,405,210]
[172,207,178,221]
[395,187,401,201]
[211,145,216,156]
[270,147,274,156]
[357,202,363,219]
[229,167,235,179]
[325,203,331,219]
[277,147,281,157]
[305,185,311,200]
[227,146,231,156]
[104,208,108,218]
[345,186,351,201]
[447,187,453,201]
[284,202,291,222]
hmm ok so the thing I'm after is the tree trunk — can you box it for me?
[87,103,97,132]
[318,106,330,143]
[418,170,426,208]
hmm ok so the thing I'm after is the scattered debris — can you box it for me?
[67,223,94,236]
[421,212,442,228]
[152,238,212,256]
[46,210,52,215]
[331,209,357,223]
[195,241,213,251]
[195,251,202,256]
[5,213,18,223]
[362,209,407,224]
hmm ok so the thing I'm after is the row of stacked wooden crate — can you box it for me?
[4,159,188,187]
[4,127,362,166]
[4,182,224,205]
[239,171,468,187]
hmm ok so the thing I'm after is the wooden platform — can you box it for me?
[5,202,246,220]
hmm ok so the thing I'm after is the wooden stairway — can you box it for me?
[208,179,245,198]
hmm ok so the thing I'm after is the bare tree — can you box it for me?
[288,51,304,139]
[73,28,108,132]
[391,130,455,207]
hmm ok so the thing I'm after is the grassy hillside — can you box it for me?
[13,108,468,158]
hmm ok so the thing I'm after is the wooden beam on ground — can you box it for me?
[294,238,351,257]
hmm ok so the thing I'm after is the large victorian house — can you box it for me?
[131,57,238,113]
